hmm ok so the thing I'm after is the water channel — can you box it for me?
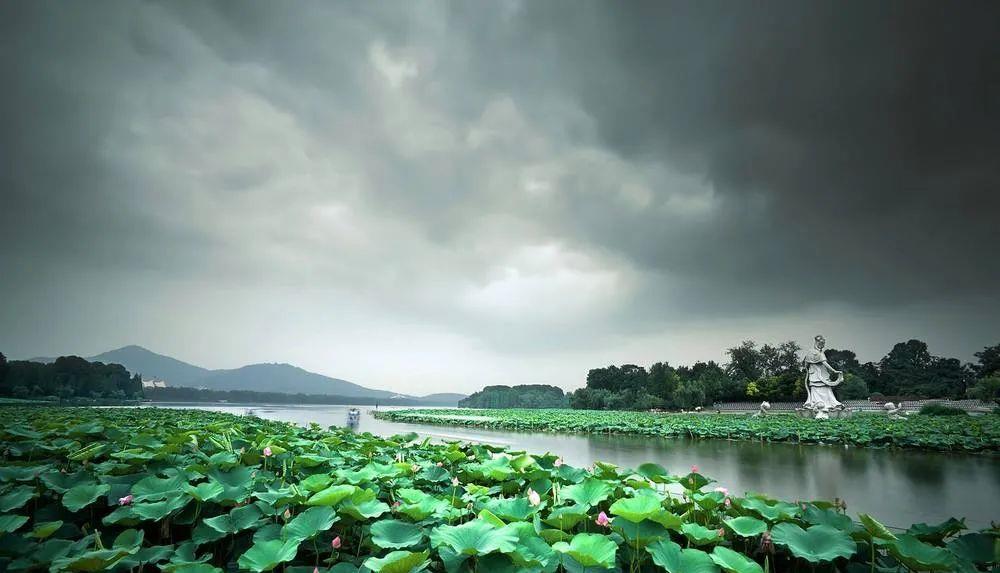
[152,403,1000,529]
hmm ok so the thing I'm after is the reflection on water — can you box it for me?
[153,403,1000,528]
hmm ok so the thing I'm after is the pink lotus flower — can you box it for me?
[690,465,699,473]
[724,498,732,508]
[283,508,291,519]
[451,477,459,487]
[331,536,342,549]
[527,488,541,506]
[436,461,443,467]
[714,486,729,496]
[595,511,611,528]
[118,494,133,506]
[554,457,564,467]
[717,528,725,537]
[314,568,319,573]
[263,446,272,457]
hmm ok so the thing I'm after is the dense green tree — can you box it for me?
[459,385,568,409]
[647,362,679,405]
[837,372,870,399]
[967,376,1000,404]
[874,340,972,398]
[973,343,1000,378]
[0,354,142,400]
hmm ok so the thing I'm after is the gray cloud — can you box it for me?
[1,1,997,393]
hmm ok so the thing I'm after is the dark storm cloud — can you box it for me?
[1,1,997,389]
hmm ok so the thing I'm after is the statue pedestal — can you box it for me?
[795,408,854,420]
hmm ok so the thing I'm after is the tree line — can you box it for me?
[569,340,1000,411]
[459,384,568,409]
[0,353,142,401]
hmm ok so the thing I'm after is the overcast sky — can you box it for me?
[2,1,998,394]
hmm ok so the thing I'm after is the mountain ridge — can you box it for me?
[25,345,462,402]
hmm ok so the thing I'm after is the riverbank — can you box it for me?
[373,408,1000,452]
[1,406,993,572]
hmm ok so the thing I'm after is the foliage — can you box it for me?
[967,376,1000,404]
[458,384,568,409]
[0,355,141,400]
[376,408,1000,451]
[0,406,994,572]
[918,403,968,416]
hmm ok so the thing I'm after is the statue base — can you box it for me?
[795,408,853,420]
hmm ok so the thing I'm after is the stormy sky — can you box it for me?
[2,1,998,394]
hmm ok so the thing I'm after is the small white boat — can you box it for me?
[347,408,361,425]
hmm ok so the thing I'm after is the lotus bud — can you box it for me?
[331,536,342,549]
[554,457,563,467]
[263,446,272,457]
[690,465,699,473]
[118,494,133,506]
[595,511,611,527]
[527,488,541,506]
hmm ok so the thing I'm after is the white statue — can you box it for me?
[753,401,771,417]
[883,402,906,419]
[802,335,844,414]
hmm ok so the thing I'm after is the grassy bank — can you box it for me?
[0,406,995,572]
[373,408,1000,452]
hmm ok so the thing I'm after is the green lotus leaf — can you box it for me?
[611,517,671,547]
[185,481,225,502]
[682,522,725,546]
[131,473,188,502]
[254,486,297,506]
[237,539,301,572]
[724,516,768,538]
[338,488,391,520]
[113,528,144,550]
[646,539,719,573]
[771,523,857,563]
[28,519,64,539]
[552,532,617,569]
[609,491,663,523]
[801,506,855,532]
[542,505,589,529]
[555,464,588,484]
[0,485,36,511]
[430,519,518,556]
[163,563,224,573]
[397,496,448,521]
[40,470,94,493]
[637,462,670,483]
[681,472,711,492]
[0,514,29,533]
[191,522,228,545]
[204,503,263,534]
[561,478,612,507]
[478,508,506,527]
[693,491,726,511]
[483,496,536,521]
[283,506,339,542]
[946,533,995,564]
[510,454,536,472]
[363,549,431,573]
[298,474,334,493]
[306,484,356,507]
[102,505,140,526]
[710,546,764,573]
[50,548,133,571]
[648,510,684,531]
[371,519,424,549]
[888,534,958,571]
[906,517,966,544]
[131,495,191,521]
[858,513,897,541]
[0,464,48,482]
[739,497,799,522]
[206,466,254,502]
[503,521,556,568]
[62,483,110,512]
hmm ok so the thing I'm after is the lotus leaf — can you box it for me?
[552,532,618,569]
[237,539,301,572]
[371,519,425,549]
[430,519,518,556]
[710,546,764,573]
[62,483,110,512]
[771,523,857,563]
[561,478,612,507]
[646,539,720,573]
[363,549,431,573]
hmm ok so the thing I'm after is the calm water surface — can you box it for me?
[155,403,1000,529]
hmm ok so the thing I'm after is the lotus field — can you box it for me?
[0,407,997,572]
[373,409,1000,452]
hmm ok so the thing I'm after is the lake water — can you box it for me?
[153,403,1000,529]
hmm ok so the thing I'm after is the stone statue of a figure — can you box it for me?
[802,335,844,413]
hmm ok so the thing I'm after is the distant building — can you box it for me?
[142,378,168,389]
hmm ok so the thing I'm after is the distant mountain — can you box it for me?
[90,345,210,386]
[195,363,397,398]
[415,393,467,406]
[24,345,463,402]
